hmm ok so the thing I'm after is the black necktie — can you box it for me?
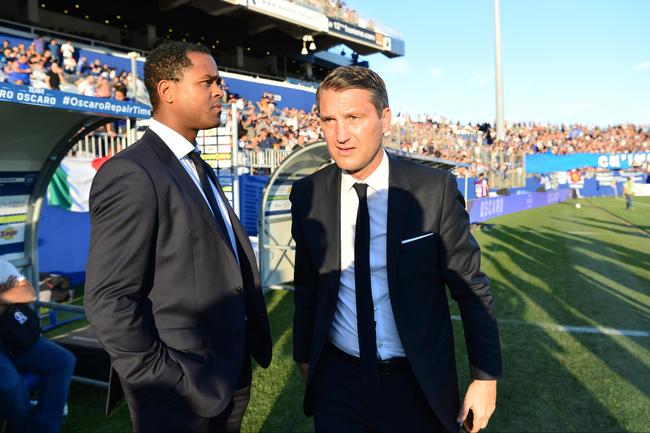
[187,151,234,255]
[352,183,380,396]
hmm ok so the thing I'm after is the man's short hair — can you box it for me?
[144,41,211,112]
[316,66,389,116]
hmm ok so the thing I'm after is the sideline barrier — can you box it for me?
[467,189,572,224]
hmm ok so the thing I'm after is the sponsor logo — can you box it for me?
[14,311,28,325]
[1,226,18,241]
[479,197,504,219]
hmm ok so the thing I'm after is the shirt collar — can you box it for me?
[148,118,198,160]
[341,148,389,195]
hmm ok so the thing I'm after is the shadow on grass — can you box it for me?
[244,291,313,433]
[476,211,650,431]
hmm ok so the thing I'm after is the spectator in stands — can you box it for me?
[76,75,96,96]
[29,55,47,85]
[41,49,53,68]
[45,61,64,90]
[76,56,88,75]
[258,129,278,150]
[62,54,76,74]
[32,35,45,55]
[95,76,112,98]
[11,54,31,86]
[60,40,74,61]
[90,59,102,76]
[0,47,12,64]
[106,86,129,137]
[48,39,62,64]
[0,259,76,433]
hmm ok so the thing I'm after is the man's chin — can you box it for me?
[197,118,220,130]
[334,160,362,174]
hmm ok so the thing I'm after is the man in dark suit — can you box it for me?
[290,66,502,433]
[84,42,272,433]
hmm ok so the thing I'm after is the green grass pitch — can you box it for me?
[54,196,650,432]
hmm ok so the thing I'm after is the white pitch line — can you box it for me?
[450,315,649,338]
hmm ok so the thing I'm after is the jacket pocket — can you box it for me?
[158,327,205,351]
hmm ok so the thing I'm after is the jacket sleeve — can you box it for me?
[439,172,502,380]
[84,157,182,392]
[290,184,319,363]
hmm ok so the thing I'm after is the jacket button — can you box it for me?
[233,286,243,295]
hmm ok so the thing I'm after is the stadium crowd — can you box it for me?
[1,36,139,100]
[2,36,648,176]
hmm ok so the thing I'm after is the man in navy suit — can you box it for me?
[85,42,271,433]
[290,66,502,432]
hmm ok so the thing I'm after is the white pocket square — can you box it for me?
[401,233,436,244]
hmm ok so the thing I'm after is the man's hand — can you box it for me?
[296,362,309,383]
[457,380,497,432]
[5,275,18,289]
[0,276,18,293]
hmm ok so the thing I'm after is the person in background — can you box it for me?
[623,176,635,210]
[474,173,489,198]
[0,259,76,433]
[32,35,45,55]
[48,39,61,64]
[45,61,64,90]
[76,56,89,75]
[11,54,31,86]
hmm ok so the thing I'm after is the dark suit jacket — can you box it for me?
[290,154,502,432]
[84,129,272,418]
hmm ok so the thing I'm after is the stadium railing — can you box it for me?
[67,130,293,171]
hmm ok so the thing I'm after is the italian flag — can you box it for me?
[48,157,110,212]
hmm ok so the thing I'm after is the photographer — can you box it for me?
[0,259,75,433]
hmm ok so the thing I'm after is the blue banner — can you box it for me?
[525,152,650,173]
[0,82,151,118]
[467,189,572,223]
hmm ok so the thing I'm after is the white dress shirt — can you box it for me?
[148,118,239,262]
[329,150,406,360]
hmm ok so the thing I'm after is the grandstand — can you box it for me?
[0,0,403,82]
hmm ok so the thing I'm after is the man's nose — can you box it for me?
[336,121,350,144]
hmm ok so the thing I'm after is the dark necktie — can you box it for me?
[187,150,234,255]
[352,183,380,396]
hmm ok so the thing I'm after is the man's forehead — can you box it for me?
[187,52,218,70]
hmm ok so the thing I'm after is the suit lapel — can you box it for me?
[144,130,238,261]
[386,155,414,295]
[307,164,341,296]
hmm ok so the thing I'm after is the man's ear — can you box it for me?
[381,106,392,134]
[157,80,175,106]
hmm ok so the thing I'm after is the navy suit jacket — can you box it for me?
[85,130,272,418]
[290,154,502,432]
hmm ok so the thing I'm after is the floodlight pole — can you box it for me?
[127,51,139,101]
[494,0,505,141]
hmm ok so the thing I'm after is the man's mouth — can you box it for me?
[336,146,355,155]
